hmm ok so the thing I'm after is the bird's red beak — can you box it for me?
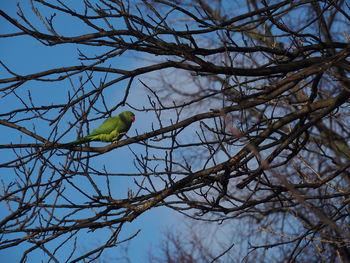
[132,116,135,122]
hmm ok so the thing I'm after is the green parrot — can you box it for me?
[67,111,135,145]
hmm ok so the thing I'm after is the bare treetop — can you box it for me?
[1,0,350,262]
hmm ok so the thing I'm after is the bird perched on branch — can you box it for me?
[67,111,135,145]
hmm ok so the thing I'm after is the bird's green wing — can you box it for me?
[89,116,121,136]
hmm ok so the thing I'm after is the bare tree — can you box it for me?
[1,0,350,262]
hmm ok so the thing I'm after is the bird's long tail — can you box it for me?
[63,136,91,146]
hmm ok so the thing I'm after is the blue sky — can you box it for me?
[0,1,292,262]
[1,1,334,262]
[0,1,182,262]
